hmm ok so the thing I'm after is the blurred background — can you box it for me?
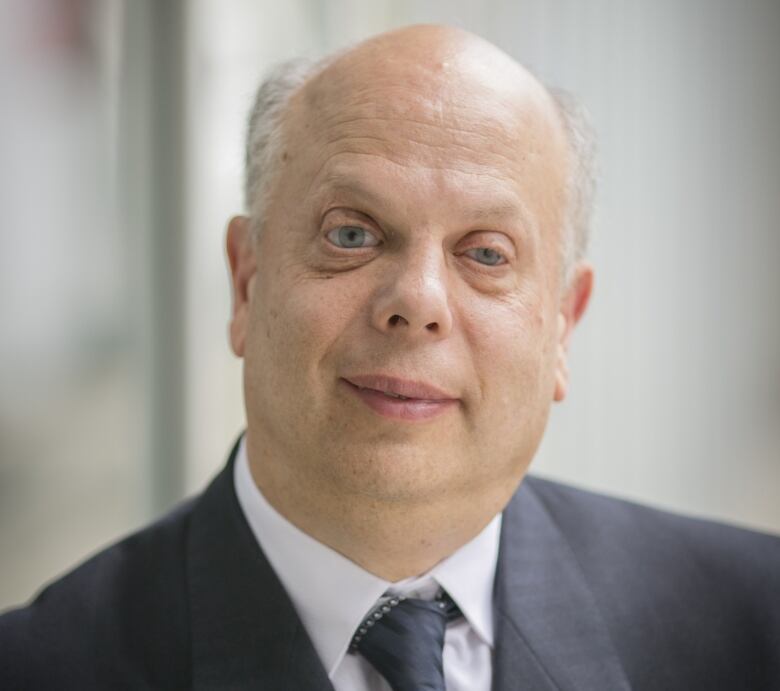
[1,0,778,609]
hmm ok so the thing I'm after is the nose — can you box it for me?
[369,247,454,340]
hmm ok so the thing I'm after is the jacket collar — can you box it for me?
[186,440,334,690]
[492,476,631,691]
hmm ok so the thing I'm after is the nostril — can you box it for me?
[389,314,406,326]
[426,322,438,331]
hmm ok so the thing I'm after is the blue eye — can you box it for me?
[326,225,380,248]
[465,247,506,266]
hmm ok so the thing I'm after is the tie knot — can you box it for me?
[350,589,462,691]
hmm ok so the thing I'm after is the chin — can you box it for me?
[329,436,519,507]
[316,438,470,503]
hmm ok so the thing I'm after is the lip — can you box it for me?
[340,375,460,421]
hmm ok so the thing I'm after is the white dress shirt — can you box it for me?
[233,437,500,691]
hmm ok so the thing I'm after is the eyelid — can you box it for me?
[322,206,383,235]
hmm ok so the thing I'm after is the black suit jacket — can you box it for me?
[2,441,779,690]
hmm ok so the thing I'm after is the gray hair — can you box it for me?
[548,87,598,284]
[244,57,320,233]
[243,58,597,285]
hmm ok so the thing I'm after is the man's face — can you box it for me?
[229,42,591,514]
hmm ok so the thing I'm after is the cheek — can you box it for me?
[465,288,557,414]
[462,291,559,478]
[250,266,362,389]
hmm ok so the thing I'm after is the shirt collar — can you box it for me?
[233,436,500,676]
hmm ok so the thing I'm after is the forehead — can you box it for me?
[303,62,555,159]
[276,54,568,231]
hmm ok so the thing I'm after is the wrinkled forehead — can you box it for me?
[279,47,569,198]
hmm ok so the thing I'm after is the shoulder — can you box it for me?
[0,497,196,690]
[518,475,780,685]
[522,473,780,577]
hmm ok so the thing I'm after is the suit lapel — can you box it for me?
[186,443,334,691]
[492,477,631,691]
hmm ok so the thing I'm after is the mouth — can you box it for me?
[340,375,459,422]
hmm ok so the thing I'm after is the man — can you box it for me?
[1,24,778,691]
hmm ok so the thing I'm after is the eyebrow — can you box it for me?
[465,201,526,222]
[315,174,389,213]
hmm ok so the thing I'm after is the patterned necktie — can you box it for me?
[350,588,462,691]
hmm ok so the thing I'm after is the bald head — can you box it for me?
[306,24,550,110]
[244,25,596,279]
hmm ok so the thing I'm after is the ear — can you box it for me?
[226,215,257,357]
[553,261,594,402]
